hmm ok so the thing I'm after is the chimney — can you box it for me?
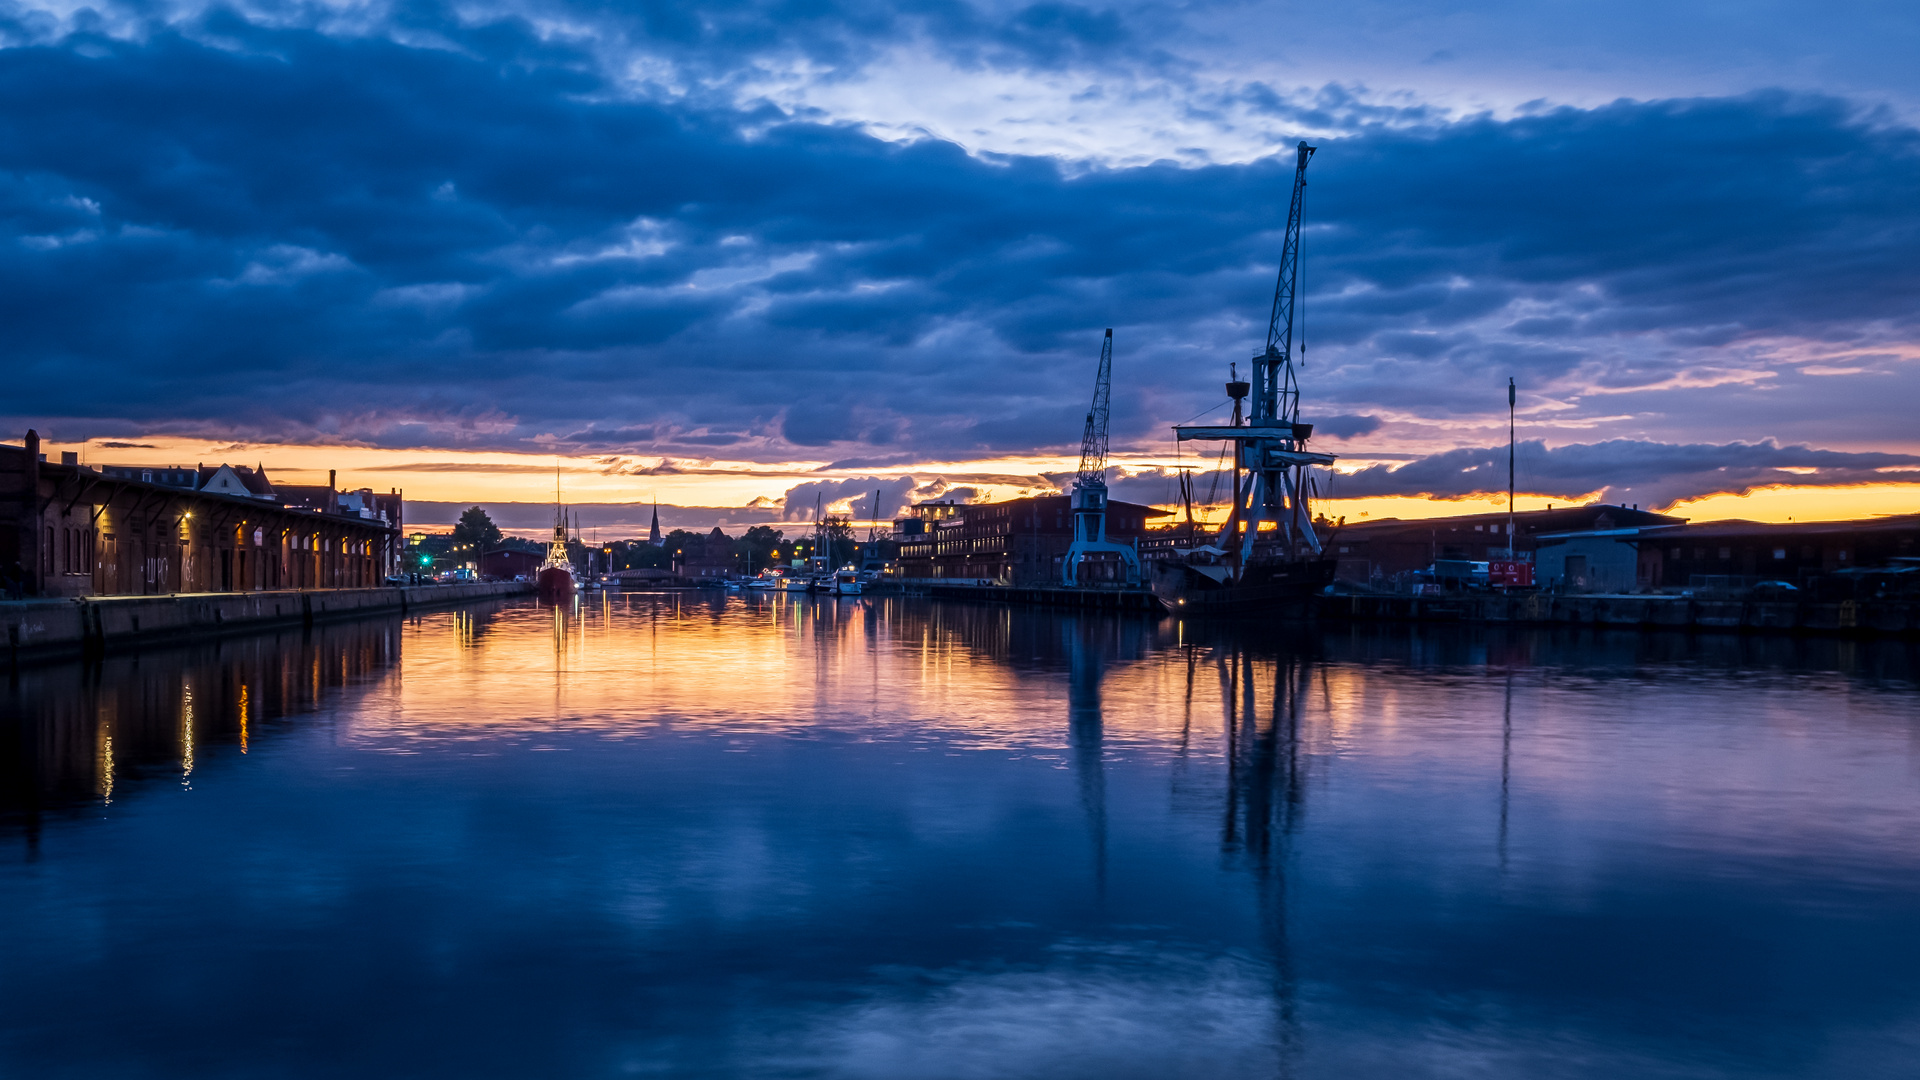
[22,430,42,594]
[60,451,77,465]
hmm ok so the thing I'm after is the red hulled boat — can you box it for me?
[536,487,576,603]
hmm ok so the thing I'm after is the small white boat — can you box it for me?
[832,569,863,596]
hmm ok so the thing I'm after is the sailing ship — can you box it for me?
[1152,142,1337,615]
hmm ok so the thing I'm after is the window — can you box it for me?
[1773,548,1786,560]
[1718,547,1731,559]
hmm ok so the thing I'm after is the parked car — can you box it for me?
[1750,580,1800,599]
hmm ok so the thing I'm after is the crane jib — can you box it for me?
[1076,328,1114,486]
[1259,141,1316,428]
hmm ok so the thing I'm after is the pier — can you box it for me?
[898,581,1168,613]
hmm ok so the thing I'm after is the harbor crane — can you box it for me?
[1063,329,1143,586]
[1172,141,1336,578]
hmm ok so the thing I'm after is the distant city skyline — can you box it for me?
[5,1,1917,528]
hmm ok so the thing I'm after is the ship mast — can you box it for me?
[1171,141,1337,581]
[541,465,571,571]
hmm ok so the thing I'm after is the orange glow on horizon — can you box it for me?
[35,433,1920,529]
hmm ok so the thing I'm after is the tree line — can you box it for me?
[448,507,860,571]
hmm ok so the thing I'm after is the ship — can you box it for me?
[536,475,577,603]
[1150,141,1337,616]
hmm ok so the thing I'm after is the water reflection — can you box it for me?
[2,617,403,831]
[1,595,1918,1079]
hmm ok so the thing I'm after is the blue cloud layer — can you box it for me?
[3,4,1918,504]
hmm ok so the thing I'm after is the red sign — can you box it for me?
[1489,560,1534,588]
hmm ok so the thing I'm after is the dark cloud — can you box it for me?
[1333,439,1920,508]
[777,475,918,521]
[359,462,599,474]
[0,6,1916,491]
[1312,414,1382,439]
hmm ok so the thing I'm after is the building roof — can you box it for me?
[275,484,337,511]
[195,462,277,498]
[16,455,396,533]
[1334,504,1681,541]
[960,494,1173,517]
[1640,515,1920,541]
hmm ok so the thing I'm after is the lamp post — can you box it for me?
[1507,376,1516,557]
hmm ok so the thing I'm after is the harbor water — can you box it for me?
[4,593,1919,1078]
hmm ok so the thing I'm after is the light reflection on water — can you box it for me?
[3,592,1920,1079]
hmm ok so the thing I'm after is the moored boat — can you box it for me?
[535,475,577,603]
[1153,141,1336,618]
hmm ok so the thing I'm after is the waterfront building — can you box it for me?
[2,431,401,598]
[196,463,277,500]
[95,461,278,500]
[676,527,736,578]
[1532,514,1920,592]
[1327,505,1681,587]
[479,549,542,580]
[893,496,1170,584]
[96,464,201,490]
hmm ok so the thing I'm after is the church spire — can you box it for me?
[649,497,662,546]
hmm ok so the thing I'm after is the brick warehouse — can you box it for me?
[2,431,402,598]
[895,495,1170,584]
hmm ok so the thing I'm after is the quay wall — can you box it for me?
[885,580,1917,637]
[894,581,1167,614]
[4,582,532,660]
[1326,592,1920,636]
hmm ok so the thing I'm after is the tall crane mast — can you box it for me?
[1077,329,1113,485]
[1256,141,1316,428]
[1063,329,1141,587]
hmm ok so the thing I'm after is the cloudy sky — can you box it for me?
[5,0,1919,531]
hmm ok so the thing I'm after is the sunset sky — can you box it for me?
[5,0,1918,535]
